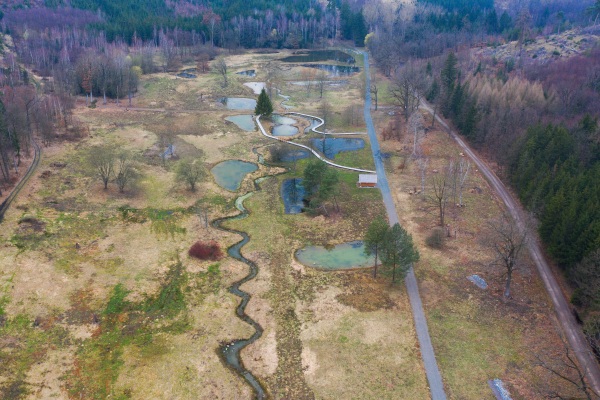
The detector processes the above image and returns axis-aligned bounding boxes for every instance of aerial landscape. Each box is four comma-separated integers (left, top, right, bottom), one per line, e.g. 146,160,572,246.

0,0,599,399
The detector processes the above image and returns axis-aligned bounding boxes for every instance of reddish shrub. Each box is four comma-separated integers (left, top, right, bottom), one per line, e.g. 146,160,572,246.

188,241,223,261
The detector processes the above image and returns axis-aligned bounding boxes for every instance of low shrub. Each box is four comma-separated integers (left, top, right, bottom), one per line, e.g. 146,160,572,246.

426,228,444,249
188,241,223,261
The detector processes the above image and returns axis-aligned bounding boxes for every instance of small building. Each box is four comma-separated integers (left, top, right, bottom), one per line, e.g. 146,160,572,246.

357,174,377,188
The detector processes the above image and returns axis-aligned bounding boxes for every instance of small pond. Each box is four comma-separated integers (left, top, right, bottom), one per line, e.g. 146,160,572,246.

279,149,310,162
271,114,299,136
221,97,257,110
295,241,375,270
237,70,256,77
225,115,255,131
271,115,296,125
272,125,298,136
280,50,355,64
302,64,360,77
211,160,258,191
177,72,197,78
244,82,265,94
280,178,306,214
310,137,365,159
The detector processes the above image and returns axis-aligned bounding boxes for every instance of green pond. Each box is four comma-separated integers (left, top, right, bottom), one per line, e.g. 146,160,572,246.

221,97,257,110
211,160,258,191
295,241,375,270
226,115,255,131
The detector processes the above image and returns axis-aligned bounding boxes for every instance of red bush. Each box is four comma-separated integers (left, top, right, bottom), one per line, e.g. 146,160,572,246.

188,241,223,261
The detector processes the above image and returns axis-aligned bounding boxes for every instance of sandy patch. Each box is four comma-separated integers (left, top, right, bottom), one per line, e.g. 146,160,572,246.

25,347,74,400
178,132,243,163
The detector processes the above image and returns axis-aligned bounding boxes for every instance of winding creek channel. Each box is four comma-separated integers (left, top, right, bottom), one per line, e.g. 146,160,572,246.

211,148,282,399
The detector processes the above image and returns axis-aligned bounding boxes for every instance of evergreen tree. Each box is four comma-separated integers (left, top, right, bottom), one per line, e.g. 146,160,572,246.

255,88,273,116
364,215,389,278
381,223,419,283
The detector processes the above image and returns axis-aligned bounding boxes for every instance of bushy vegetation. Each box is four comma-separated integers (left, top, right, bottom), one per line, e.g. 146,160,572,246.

188,240,223,261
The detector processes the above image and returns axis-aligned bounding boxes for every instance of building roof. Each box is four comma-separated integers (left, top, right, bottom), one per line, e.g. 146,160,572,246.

358,174,378,183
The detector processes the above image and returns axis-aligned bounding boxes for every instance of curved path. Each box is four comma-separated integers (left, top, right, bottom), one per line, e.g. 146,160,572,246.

361,51,447,399
0,140,41,222
255,114,375,174
285,111,366,136
420,100,600,394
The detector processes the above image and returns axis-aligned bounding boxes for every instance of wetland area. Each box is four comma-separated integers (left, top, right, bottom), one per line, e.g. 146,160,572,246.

0,47,576,400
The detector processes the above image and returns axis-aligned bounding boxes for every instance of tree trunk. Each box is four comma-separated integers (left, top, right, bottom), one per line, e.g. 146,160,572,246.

373,251,378,278
504,271,512,298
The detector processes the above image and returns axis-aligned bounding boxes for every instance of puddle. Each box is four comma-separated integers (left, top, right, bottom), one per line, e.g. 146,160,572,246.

221,97,257,110
280,50,356,64
310,137,365,158
237,70,256,77
280,178,306,214
295,241,375,270
211,160,258,191
177,72,197,78
225,115,255,131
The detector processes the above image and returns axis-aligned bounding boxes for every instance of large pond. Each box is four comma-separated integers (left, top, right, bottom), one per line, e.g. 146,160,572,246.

225,115,255,131
221,97,257,110
295,241,375,270
280,178,306,214
211,160,258,191
280,50,356,64
302,64,361,77
310,137,365,159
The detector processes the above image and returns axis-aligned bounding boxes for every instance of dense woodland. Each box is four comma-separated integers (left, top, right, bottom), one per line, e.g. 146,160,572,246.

0,0,600,360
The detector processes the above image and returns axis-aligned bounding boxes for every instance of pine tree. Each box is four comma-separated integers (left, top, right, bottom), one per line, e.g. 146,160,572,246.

255,88,273,116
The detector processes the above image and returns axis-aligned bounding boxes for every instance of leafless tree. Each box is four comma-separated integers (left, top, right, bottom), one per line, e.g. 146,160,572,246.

483,211,527,298
213,57,228,87
114,151,137,193
316,71,328,98
534,326,600,400
390,63,427,122
417,157,428,194
371,83,379,110
88,145,115,189
408,111,425,157
457,158,471,207
428,167,450,227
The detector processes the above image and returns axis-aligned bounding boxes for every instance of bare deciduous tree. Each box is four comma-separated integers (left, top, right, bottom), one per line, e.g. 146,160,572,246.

484,211,527,298
417,157,428,194
214,57,228,87
534,327,600,400
408,111,425,157
390,63,427,122
88,145,115,189
429,169,449,227
114,151,137,193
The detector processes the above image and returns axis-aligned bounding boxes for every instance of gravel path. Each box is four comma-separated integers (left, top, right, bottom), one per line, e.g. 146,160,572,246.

362,51,447,400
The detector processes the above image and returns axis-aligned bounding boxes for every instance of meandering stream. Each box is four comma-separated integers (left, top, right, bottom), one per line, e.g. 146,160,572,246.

211,148,281,400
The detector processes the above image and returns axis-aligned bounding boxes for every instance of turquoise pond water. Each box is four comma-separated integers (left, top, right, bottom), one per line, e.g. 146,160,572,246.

225,115,255,131
221,98,257,110
211,160,258,191
295,241,375,270
270,115,297,125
